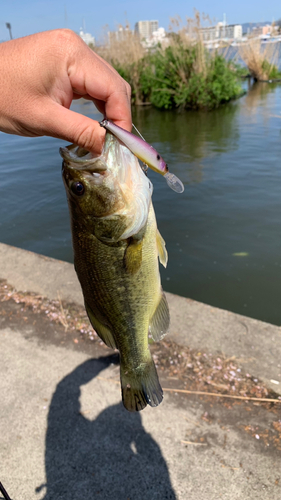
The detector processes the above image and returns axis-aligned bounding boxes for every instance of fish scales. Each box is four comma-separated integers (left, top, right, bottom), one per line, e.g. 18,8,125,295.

73,206,160,357
60,132,170,412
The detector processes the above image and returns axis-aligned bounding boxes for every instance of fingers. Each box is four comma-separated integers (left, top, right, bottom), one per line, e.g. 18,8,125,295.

39,102,106,154
91,98,106,117
0,29,132,154
66,33,132,132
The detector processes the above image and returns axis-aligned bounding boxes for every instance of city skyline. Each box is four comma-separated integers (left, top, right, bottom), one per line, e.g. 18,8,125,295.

0,0,280,42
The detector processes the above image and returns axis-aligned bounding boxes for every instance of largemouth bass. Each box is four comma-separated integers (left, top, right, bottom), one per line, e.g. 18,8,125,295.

60,132,170,412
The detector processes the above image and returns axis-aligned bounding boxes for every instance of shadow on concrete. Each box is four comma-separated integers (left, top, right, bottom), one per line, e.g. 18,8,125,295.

37,355,176,499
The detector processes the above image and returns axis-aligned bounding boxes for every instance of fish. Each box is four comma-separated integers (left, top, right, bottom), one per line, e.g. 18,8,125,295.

100,119,185,194
60,132,170,412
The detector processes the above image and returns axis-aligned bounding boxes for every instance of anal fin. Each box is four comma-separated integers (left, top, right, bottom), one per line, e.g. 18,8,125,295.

149,292,170,342
85,302,117,349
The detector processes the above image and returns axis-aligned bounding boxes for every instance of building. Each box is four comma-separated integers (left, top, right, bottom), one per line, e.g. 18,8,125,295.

200,23,242,42
200,25,220,42
142,27,166,48
262,25,272,36
223,24,242,39
135,20,159,40
79,30,95,46
108,26,132,46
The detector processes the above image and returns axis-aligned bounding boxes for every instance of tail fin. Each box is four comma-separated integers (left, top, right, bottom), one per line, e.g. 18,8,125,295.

120,357,163,412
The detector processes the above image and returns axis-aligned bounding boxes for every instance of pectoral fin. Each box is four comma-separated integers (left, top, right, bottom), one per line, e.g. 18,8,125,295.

124,238,143,274
149,292,170,342
85,302,117,349
156,230,168,268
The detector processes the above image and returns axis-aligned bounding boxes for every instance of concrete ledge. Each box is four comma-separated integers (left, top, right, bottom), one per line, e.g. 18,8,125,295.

0,242,280,394
0,242,84,305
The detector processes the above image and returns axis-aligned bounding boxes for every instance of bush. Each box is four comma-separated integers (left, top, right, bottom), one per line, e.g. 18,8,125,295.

95,24,244,110
238,38,281,81
136,43,243,110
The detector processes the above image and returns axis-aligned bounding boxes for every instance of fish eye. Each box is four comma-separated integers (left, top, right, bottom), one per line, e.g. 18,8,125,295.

71,181,85,196
157,154,160,161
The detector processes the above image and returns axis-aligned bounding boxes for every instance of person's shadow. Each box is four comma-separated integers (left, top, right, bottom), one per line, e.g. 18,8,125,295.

37,355,176,499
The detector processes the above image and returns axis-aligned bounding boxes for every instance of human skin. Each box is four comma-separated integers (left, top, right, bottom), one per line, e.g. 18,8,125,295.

0,29,131,155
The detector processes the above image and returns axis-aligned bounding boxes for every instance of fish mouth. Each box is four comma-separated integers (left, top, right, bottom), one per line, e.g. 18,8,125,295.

59,133,130,177
60,132,153,241
60,132,153,199
60,144,108,174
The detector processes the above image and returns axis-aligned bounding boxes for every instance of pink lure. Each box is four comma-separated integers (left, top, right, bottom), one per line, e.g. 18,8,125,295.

100,119,184,193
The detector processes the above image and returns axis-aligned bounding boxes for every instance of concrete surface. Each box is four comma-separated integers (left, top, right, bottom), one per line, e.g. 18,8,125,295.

0,242,280,394
1,242,281,500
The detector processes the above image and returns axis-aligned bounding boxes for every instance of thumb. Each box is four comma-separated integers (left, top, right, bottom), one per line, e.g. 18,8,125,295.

39,102,106,154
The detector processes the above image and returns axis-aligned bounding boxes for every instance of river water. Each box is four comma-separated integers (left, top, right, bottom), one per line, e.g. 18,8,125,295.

1,81,281,325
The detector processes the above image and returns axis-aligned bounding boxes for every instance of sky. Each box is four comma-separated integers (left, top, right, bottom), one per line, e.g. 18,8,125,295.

0,0,280,42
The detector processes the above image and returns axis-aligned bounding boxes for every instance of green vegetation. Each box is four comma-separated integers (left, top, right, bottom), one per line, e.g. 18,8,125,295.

261,59,281,80
238,38,281,81
231,62,250,79
137,45,243,110
95,23,244,111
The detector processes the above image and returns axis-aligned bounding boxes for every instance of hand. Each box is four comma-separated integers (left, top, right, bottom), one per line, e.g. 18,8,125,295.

0,29,131,154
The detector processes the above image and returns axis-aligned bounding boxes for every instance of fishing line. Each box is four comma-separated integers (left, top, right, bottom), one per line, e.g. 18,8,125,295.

132,123,146,142
132,123,149,175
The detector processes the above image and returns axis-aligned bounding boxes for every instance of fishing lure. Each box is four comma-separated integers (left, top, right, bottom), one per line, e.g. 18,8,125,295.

100,119,184,193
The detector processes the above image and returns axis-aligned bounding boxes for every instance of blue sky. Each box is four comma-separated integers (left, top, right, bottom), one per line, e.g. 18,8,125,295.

0,0,280,42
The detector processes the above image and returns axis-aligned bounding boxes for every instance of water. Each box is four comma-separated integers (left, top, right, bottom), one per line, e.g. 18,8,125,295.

1,82,281,325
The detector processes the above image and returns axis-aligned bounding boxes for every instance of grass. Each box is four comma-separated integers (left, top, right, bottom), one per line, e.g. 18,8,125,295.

94,14,244,111
95,26,146,105
140,42,243,110
238,38,281,81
